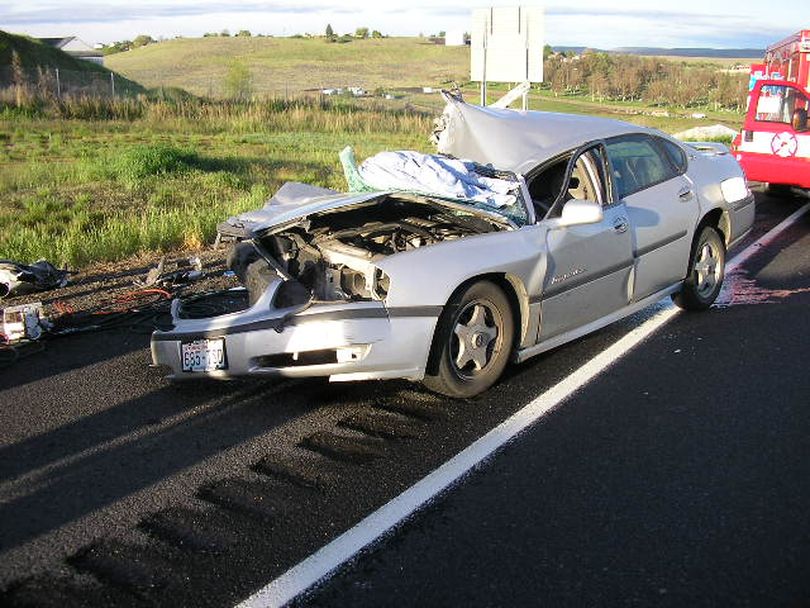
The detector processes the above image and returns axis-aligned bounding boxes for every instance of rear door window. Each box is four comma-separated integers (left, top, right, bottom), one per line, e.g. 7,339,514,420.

655,137,688,175
605,135,678,199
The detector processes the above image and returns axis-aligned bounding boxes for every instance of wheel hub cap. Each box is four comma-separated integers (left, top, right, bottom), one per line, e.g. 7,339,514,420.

453,302,499,372
694,242,720,297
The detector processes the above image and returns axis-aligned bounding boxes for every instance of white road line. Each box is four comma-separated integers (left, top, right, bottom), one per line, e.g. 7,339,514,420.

236,204,810,608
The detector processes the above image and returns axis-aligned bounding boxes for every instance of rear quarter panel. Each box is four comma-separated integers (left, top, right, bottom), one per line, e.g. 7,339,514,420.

685,149,754,244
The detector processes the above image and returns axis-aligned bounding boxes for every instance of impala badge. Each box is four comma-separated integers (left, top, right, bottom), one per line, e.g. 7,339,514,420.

551,267,585,285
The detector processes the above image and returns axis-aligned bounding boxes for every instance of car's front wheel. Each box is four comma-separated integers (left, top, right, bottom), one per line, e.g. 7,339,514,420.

673,225,726,311
423,280,514,398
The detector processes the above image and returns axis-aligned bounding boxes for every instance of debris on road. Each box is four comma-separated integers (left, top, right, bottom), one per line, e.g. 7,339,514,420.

1,302,49,343
0,259,69,298
0,250,239,369
135,256,203,289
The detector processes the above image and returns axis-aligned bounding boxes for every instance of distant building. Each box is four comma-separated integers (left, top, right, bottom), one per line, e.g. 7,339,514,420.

38,37,104,65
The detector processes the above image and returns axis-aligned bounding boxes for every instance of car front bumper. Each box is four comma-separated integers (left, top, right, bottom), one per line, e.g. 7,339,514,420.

150,286,440,383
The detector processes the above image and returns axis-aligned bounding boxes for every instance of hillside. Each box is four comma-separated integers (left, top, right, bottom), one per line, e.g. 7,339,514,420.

0,30,144,94
0,30,108,73
554,45,762,59
105,36,470,97
613,46,762,59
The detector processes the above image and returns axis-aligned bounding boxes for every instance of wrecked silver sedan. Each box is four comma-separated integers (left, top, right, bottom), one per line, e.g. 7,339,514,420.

151,94,755,397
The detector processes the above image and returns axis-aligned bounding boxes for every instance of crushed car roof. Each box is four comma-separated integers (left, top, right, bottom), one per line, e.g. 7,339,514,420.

434,93,644,175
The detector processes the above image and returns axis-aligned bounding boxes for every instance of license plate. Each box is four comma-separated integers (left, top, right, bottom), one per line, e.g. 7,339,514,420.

181,338,227,372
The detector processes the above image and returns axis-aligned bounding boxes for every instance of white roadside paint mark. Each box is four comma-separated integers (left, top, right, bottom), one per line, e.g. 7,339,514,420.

236,203,810,608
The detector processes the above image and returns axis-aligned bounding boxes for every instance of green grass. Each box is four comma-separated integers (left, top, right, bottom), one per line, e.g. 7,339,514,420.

0,90,744,268
0,98,433,266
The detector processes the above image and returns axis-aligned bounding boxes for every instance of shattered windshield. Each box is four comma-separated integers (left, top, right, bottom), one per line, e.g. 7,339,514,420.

340,147,529,227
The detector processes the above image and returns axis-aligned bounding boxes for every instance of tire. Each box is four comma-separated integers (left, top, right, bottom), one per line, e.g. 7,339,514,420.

672,225,726,311
423,280,514,398
766,183,794,198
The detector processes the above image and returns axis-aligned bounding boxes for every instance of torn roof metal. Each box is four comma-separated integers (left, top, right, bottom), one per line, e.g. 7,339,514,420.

434,93,643,175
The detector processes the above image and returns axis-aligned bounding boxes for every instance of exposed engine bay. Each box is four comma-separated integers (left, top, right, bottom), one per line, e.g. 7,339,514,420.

228,194,507,306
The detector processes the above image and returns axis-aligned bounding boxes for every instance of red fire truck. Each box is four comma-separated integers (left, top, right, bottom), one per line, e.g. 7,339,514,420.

731,30,810,190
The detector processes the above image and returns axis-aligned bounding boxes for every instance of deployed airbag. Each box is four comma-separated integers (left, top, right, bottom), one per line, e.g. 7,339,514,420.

343,147,520,208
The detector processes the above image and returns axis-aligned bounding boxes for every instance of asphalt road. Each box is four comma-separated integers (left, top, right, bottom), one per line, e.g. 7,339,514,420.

1,191,808,607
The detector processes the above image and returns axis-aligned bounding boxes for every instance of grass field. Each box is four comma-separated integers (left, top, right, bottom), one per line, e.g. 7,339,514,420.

106,36,470,97
0,92,741,268
0,98,434,266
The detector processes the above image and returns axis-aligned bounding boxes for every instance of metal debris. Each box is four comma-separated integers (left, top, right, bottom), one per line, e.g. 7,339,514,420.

0,259,69,298
135,257,203,288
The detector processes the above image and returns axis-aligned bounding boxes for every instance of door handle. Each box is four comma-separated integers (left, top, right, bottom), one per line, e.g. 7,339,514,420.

678,187,694,201
613,217,629,233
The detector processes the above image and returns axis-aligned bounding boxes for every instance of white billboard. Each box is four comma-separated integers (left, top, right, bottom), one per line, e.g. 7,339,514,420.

471,6,544,83
445,30,465,46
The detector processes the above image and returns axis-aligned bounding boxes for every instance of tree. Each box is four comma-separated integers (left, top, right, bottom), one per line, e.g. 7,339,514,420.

224,61,253,101
325,24,334,38
371,30,383,39
132,34,155,48
236,30,252,37
355,27,369,39
220,29,230,37
102,40,132,54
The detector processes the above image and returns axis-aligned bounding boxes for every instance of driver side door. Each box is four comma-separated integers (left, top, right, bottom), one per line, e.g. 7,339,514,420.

538,144,634,340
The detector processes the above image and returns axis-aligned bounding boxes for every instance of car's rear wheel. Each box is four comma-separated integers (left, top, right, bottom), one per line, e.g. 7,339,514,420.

423,281,514,398
672,225,725,311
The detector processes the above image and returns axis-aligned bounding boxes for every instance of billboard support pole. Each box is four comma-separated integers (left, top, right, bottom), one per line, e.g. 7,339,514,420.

480,22,488,106
480,47,487,106
523,34,529,110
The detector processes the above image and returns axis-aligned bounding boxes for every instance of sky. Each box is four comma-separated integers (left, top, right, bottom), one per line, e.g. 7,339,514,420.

0,0,803,49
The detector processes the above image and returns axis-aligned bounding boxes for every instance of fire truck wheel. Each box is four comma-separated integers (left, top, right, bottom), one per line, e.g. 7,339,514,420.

766,184,794,198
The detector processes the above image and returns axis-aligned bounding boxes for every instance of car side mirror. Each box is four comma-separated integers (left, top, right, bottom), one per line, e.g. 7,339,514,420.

549,199,604,228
